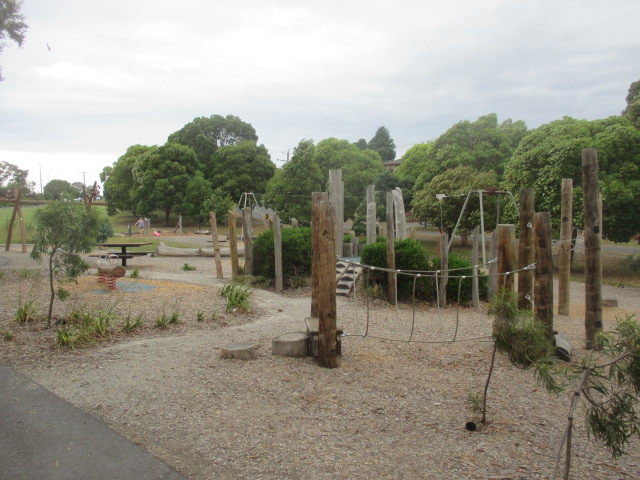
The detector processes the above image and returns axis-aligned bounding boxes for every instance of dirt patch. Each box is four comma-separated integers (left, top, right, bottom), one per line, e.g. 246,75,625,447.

1,248,639,479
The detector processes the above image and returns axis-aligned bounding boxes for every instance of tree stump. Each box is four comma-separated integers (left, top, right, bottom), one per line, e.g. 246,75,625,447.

272,332,309,357
221,342,256,360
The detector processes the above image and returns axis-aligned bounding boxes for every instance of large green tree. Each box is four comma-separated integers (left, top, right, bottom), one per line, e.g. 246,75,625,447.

101,145,154,215
208,140,275,203
504,116,640,242
133,143,199,225
0,0,28,81
368,126,396,162
414,114,528,190
168,114,258,169
314,138,385,218
412,165,499,241
622,78,640,129
263,139,323,225
43,179,76,201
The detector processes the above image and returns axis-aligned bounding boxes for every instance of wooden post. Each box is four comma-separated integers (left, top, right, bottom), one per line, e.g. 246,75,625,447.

582,148,603,349
386,191,396,305
558,179,573,315
274,213,283,293
227,210,239,280
438,233,448,308
518,188,535,309
496,224,515,292
5,188,27,253
311,192,328,317
209,212,223,279
534,212,554,341
392,188,406,240
329,169,343,257
488,230,498,298
472,226,480,310
312,193,337,368
366,184,376,245
242,207,253,276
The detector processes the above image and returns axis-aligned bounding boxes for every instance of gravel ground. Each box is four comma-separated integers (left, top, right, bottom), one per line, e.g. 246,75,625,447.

1,236,639,479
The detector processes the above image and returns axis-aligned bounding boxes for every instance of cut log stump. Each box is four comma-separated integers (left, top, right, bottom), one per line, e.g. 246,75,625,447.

221,342,256,360
272,332,309,357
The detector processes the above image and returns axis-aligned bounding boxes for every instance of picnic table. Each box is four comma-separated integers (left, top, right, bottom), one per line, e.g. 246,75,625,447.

96,242,152,266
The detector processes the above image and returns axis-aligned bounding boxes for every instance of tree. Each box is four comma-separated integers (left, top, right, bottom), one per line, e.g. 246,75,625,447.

314,138,385,218
412,165,499,241
30,201,101,327
133,142,199,225
503,116,640,242
622,78,640,129
0,0,28,81
208,140,275,202
353,138,368,150
0,160,30,195
368,126,396,162
264,139,323,225
101,145,155,215
181,173,214,225
168,114,258,169
43,179,76,201
415,114,527,188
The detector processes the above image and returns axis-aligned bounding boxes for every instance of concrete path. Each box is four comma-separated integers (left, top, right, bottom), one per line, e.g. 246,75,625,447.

0,364,186,480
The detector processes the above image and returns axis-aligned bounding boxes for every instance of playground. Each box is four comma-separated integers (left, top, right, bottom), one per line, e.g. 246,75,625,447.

1,234,639,479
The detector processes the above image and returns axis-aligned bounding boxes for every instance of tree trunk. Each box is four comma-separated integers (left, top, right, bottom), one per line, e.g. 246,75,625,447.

165,208,171,227
47,253,56,328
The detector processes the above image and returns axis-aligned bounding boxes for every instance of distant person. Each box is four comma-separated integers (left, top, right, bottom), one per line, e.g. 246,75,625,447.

135,217,146,236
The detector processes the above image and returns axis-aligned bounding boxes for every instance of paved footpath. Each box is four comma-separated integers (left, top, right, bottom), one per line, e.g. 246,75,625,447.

0,364,186,480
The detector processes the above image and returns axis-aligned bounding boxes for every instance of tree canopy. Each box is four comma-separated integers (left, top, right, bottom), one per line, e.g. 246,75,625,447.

0,0,28,81
368,126,397,162
503,116,640,242
622,79,640,129
168,114,258,168
43,179,77,201
0,160,31,195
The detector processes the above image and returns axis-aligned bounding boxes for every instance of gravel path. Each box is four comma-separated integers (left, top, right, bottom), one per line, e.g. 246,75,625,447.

1,237,639,479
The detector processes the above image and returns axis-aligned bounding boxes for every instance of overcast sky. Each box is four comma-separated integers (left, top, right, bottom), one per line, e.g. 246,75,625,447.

1,0,638,192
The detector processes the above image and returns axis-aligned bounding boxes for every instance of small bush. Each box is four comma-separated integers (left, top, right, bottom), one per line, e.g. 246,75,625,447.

123,313,143,332
221,284,252,312
253,227,312,288
15,300,38,324
433,252,488,304
182,263,196,271
95,217,114,243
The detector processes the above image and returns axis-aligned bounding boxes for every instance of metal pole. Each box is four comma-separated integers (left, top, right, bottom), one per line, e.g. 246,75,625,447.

447,191,473,252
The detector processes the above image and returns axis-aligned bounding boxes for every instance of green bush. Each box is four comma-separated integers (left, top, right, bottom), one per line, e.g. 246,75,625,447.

253,227,312,288
360,238,432,300
360,240,486,303
433,251,488,304
95,217,114,243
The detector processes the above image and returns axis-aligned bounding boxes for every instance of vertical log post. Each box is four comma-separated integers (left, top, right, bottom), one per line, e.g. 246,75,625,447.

488,230,498,298
438,233,449,308
274,213,283,293
518,188,535,309
209,212,223,279
472,226,480,310
366,184,376,245
386,191,396,305
312,194,337,368
496,224,515,292
534,212,554,341
558,179,573,315
243,207,253,276
311,192,328,317
392,188,406,240
582,148,603,349
329,169,343,257
227,210,239,280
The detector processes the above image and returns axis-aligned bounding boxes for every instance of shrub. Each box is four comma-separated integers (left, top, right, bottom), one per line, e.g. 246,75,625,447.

220,284,252,312
253,227,312,288
95,217,114,243
433,252,488,304
360,238,432,300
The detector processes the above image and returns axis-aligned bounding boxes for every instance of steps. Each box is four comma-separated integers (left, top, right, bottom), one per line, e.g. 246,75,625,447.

335,260,362,297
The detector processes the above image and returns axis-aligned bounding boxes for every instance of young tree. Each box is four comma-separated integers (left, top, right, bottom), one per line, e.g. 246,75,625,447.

0,0,28,81
30,201,101,327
